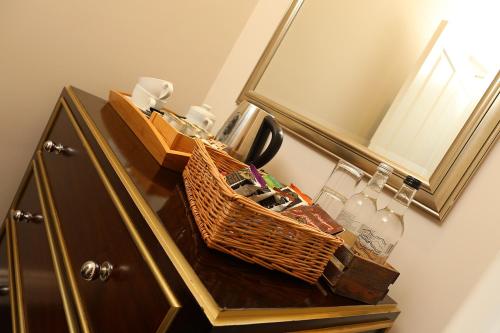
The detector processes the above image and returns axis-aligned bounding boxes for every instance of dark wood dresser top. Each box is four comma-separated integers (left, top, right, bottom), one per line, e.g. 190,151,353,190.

64,86,399,329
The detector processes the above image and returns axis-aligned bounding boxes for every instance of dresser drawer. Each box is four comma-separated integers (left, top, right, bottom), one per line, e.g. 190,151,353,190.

9,167,70,333
38,100,178,333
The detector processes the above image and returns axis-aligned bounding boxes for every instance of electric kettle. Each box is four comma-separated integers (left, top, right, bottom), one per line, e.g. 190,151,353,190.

216,101,283,168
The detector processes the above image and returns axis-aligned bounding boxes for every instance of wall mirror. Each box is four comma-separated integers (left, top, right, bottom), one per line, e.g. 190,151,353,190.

238,0,499,221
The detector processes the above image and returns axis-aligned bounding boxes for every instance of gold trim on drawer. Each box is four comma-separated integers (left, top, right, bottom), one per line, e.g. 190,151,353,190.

8,164,33,333
5,221,18,333
5,160,37,333
33,161,79,333
9,212,26,333
66,85,400,327
37,151,91,333
8,162,77,333
38,98,180,333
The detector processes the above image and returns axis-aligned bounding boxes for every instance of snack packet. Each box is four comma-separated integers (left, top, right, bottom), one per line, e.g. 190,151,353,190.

289,183,313,205
275,187,308,209
249,165,267,187
225,167,262,197
281,205,344,235
259,193,291,212
248,187,275,202
262,173,283,189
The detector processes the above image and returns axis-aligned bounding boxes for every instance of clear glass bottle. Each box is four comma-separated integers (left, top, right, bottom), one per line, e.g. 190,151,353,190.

315,160,363,220
352,176,421,265
336,163,393,247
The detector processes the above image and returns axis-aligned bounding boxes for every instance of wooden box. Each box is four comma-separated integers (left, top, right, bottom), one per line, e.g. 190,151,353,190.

322,245,400,304
108,90,194,171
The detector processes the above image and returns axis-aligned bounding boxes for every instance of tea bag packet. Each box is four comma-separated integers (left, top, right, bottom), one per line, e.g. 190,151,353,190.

249,165,267,187
276,187,308,209
262,173,283,189
289,183,313,205
248,187,275,202
259,193,291,212
225,167,310,212
225,165,268,197
226,168,261,196
281,205,344,235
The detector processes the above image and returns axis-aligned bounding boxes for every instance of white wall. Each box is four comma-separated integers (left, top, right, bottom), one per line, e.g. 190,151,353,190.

442,250,500,333
204,1,500,332
0,0,257,218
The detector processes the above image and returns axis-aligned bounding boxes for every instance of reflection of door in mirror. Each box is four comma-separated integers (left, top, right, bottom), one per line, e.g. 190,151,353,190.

254,0,499,182
369,20,497,178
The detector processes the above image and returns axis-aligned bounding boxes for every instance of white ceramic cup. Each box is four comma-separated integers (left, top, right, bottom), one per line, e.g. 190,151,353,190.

186,104,216,131
131,83,168,112
131,84,156,111
138,77,174,100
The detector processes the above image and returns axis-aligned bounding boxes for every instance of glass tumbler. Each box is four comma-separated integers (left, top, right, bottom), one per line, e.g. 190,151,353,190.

162,112,187,133
315,160,363,220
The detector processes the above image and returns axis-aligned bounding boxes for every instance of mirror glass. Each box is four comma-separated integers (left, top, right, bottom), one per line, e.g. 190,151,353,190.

255,0,499,179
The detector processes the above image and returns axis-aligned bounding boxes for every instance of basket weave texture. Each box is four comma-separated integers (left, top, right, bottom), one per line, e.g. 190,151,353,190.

182,140,343,283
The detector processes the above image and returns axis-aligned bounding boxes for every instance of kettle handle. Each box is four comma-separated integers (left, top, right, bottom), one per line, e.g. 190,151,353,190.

246,115,283,168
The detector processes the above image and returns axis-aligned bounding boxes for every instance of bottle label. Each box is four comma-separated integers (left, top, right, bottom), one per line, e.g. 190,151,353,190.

353,225,395,264
336,210,361,233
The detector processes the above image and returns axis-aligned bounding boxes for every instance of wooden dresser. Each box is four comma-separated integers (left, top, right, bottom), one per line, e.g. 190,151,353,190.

0,87,400,332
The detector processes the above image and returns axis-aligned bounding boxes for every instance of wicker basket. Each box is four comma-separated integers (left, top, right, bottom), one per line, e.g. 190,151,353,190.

182,140,343,283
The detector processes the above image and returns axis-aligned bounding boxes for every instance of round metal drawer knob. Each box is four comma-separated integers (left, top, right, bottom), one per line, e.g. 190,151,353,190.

43,140,65,154
99,262,114,282
80,261,99,281
80,261,114,282
12,210,43,223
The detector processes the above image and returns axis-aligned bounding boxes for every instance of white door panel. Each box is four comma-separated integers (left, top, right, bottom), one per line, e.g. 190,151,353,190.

369,20,494,178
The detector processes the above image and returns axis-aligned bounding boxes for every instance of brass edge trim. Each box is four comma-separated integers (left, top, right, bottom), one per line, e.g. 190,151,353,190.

10,163,38,333
9,187,27,333
6,220,19,333
439,121,499,220
33,161,79,333
60,98,181,330
438,92,500,218
156,307,180,333
430,76,500,189
67,86,399,325
36,151,91,333
292,319,393,333
213,305,399,326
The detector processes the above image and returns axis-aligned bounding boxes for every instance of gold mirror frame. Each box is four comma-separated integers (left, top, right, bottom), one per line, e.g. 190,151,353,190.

237,0,499,221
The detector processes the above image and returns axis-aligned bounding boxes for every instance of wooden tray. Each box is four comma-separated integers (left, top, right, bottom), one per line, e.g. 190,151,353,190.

322,245,400,304
108,90,195,171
